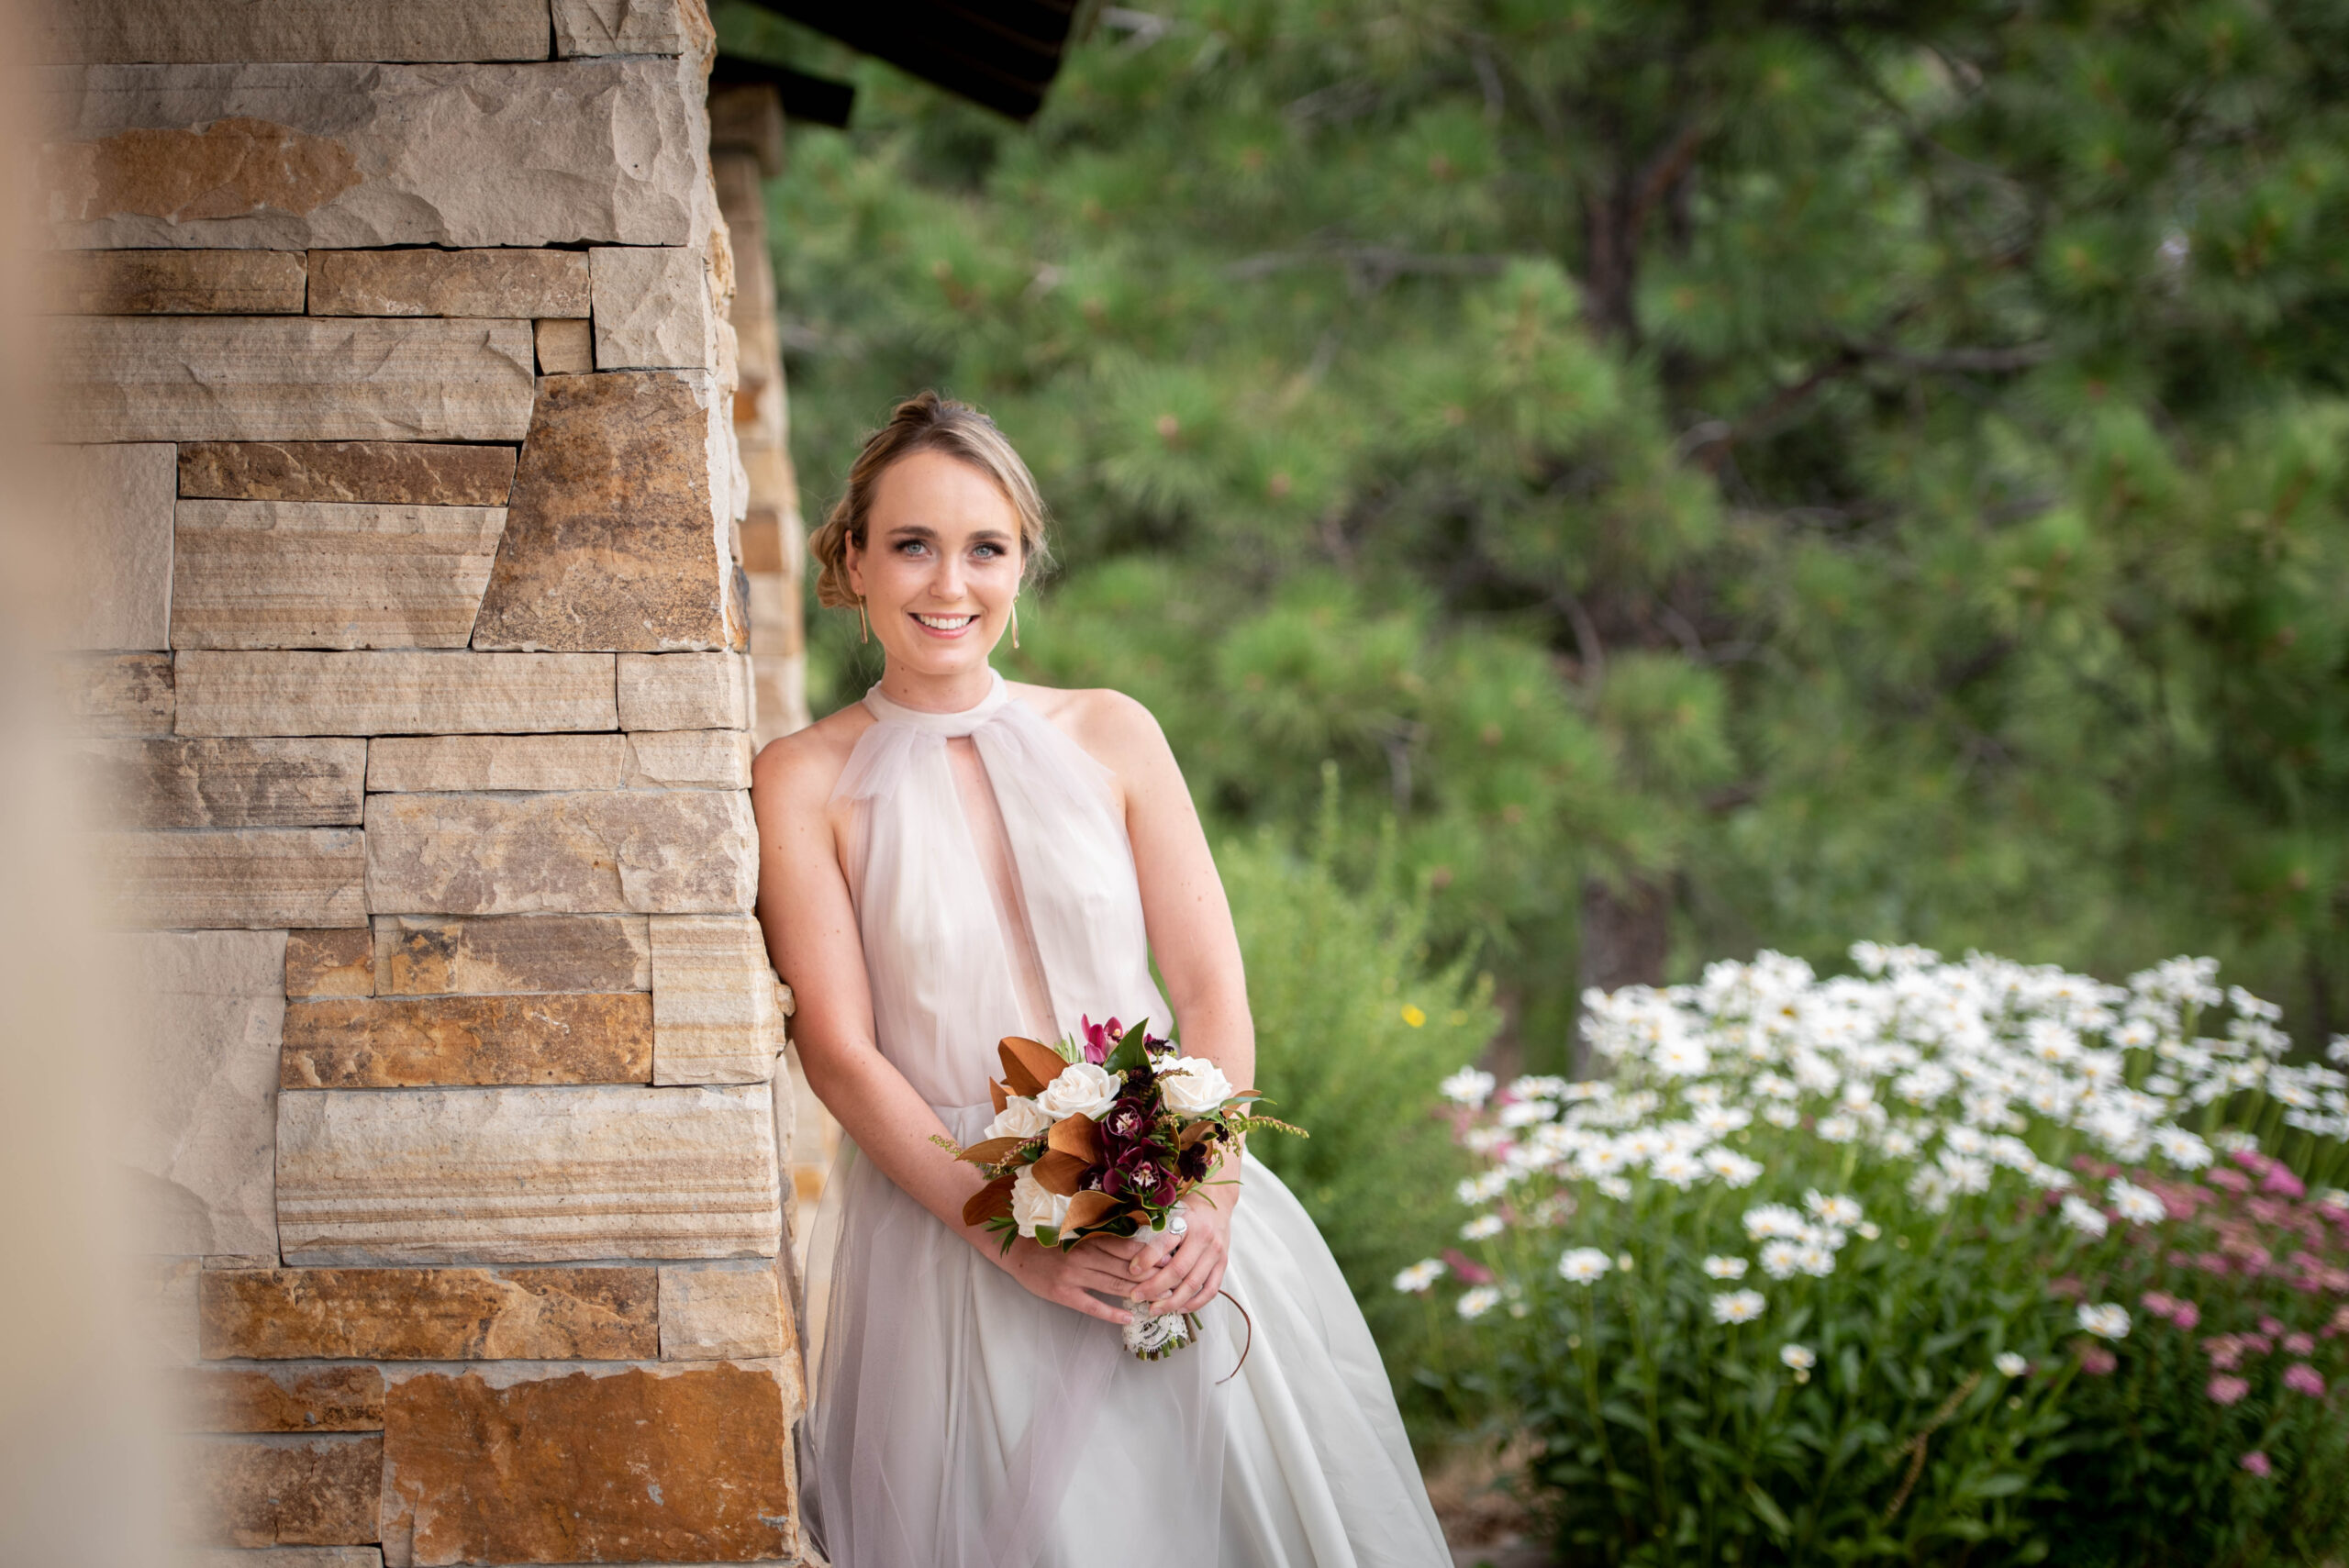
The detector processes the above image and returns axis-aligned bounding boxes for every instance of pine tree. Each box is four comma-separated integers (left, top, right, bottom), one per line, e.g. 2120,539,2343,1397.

729,0,2349,1062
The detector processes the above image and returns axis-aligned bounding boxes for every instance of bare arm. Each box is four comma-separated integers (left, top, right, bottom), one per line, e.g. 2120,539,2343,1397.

750,726,1141,1326
1063,691,1256,1314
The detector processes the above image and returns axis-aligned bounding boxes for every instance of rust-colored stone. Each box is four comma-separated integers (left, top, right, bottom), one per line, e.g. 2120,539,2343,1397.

52,651,173,735
309,248,590,318
281,994,652,1087
174,1433,382,1548
200,1267,657,1361
50,116,362,226
179,1364,385,1433
380,1364,790,1564
287,928,374,997
80,736,365,828
471,372,731,651
180,440,517,506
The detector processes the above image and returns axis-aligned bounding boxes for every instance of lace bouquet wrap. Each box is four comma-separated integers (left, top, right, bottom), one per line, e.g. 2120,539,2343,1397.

943,1017,1300,1361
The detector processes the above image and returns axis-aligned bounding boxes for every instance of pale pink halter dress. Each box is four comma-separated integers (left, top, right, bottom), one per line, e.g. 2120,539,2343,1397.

800,670,1448,1568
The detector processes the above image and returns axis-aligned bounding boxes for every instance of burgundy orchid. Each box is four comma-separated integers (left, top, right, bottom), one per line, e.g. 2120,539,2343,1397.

1079,1013,1124,1064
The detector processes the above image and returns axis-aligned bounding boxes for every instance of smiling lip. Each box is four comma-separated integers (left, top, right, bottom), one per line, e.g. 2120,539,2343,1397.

912,612,980,635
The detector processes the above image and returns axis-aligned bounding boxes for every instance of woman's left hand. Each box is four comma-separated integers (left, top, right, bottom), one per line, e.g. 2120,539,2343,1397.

1105,1193,1234,1317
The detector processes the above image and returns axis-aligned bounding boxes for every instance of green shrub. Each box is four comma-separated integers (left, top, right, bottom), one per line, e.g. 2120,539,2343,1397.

1218,777,1498,1429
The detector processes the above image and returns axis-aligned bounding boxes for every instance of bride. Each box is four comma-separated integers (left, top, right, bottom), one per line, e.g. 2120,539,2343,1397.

751,391,1450,1568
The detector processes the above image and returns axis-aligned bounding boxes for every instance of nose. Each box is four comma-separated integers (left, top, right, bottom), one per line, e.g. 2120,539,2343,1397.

931,551,966,600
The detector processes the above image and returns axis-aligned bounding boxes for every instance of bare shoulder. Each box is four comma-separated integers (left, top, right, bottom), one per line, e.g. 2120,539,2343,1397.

750,701,874,811
1010,682,1174,774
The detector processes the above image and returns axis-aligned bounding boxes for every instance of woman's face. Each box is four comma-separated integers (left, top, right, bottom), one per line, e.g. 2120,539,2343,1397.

846,449,1025,680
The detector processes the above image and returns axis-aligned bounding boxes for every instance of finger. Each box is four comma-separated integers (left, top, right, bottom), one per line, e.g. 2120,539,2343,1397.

1119,1236,1179,1284
1084,1232,1151,1262
1055,1286,1131,1327
1125,1231,1193,1299
1138,1233,1218,1311
1063,1254,1144,1296
1166,1248,1228,1315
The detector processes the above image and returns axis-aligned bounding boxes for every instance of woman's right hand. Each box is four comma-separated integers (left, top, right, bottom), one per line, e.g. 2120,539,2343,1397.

987,1235,1139,1327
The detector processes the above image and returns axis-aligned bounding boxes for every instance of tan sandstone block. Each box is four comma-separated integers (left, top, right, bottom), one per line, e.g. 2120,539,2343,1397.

374,914,651,996
590,246,713,371
98,828,365,929
534,316,595,374
379,1364,789,1566
275,1084,781,1263
52,651,174,735
79,737,366,828
46,60,699,250
178,1364,385,1432
472,372,735,651
180,441,516,506
309,249,590,318
364,734,629,793
364,791,758,916
281,993,653,1087
182,1551,384,1568
618,651,751,730
44,248,306,314
117,931,284,1258
286,928,373,996
657,1262,786,1361
54,440,174,651
171,500,507,650
553,0,709,57
39,1,550,63
651,915,781,1085
201,1267,657,1361
628,729,752,788
174,651,617,736
173,1433,382,1548
51,317,535,445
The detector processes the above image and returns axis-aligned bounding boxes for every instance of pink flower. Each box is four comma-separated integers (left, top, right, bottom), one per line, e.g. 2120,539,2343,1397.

2195,1252,2233,1276
2240,1451,2272,1477
2284,1363,2326,1397
2262,1166,2307,1200
2076,1342,2118,1376
2050,1275,2084,1300
1077,1015,1123,1065
2285,1332,2314,1355
1442,1249,1495,1286
2205,1336,2244,1371
2208,1169,2253,1195
2243,1333,2274,1355
2142,1291,2178,1318
2207,1375,2251,1406
2259,1315,2285,1336
2171,1302,2201,1330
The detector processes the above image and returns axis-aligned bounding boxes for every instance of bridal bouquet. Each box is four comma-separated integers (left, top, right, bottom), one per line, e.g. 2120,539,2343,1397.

941,1016,1299,1360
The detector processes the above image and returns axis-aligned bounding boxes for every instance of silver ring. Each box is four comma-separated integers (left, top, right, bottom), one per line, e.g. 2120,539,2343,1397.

1166,1212,1189,1237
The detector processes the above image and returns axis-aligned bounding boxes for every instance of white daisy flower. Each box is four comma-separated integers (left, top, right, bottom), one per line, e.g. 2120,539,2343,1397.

1456,1286,1501,1320
1779,1342,1816,1370
1441,1067,1497,1106
1460,1213,1505,1241
2076,1302,2131,1340
1702,1255,1749,1280
1710,1289,1766,1324
1804,1190,1864,1228
2059,1196,2109,1238
1557,1248,1613,1284
1994,1352,2028,1378
2107,1178,2166,1225
1393,1259,1445,1294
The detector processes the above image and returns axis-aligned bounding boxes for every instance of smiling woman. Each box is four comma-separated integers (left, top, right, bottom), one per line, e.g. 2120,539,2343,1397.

750,392,1450,1566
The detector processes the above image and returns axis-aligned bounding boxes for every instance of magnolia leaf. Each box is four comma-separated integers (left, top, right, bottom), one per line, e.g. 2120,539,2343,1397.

1046,1111,1100,1163
963,1173,1016,1229
999,1036,1066,1096
988,1077,1008,1115
1103,1027,1150,1076
1062,1189,1123,1234
1177,1119,1215,1149
956,1136,1030,1167
1031,1150,1091,1196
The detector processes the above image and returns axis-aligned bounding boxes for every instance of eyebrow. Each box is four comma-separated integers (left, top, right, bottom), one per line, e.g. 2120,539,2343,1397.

882,523,1016,544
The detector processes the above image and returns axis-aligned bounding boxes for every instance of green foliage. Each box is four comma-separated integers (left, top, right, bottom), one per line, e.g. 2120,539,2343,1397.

746,0,2349,1073
1216,781,1496,1425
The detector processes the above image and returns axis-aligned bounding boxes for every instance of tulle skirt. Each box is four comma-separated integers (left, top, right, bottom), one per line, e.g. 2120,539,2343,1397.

800,1103,1451,1568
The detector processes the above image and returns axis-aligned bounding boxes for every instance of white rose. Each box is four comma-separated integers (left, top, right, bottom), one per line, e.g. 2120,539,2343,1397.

984,1095,1054,1140
1034,1061,1121,1120
1010,1164,1072,1238
1158,1055,1234,1115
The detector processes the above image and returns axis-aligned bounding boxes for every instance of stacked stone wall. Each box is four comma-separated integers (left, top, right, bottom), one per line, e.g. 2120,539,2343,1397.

41,3,807,1562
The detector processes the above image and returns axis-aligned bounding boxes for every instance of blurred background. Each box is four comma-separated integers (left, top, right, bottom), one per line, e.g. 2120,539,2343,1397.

723,0,2347,1449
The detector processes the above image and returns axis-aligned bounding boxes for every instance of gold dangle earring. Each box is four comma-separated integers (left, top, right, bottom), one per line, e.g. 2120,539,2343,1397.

857,597,870,645
1010,601,1020,651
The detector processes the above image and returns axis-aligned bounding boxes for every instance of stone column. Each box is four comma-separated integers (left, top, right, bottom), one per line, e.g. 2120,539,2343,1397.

43,3,807,1562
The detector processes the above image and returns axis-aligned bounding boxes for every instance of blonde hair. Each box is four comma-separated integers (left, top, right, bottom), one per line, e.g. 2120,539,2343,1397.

809,390,1052,609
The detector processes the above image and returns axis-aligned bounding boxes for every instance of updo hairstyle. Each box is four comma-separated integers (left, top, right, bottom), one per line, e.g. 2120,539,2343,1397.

808,390,1052,609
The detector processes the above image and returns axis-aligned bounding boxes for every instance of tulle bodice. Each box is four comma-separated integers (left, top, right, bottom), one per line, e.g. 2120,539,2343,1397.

831,669,1171,1109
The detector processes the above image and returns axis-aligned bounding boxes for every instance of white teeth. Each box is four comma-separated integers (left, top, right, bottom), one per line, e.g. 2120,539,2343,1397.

915,613,976,630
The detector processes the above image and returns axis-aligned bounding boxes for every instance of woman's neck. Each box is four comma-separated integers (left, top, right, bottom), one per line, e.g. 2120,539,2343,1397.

874,662,998,714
